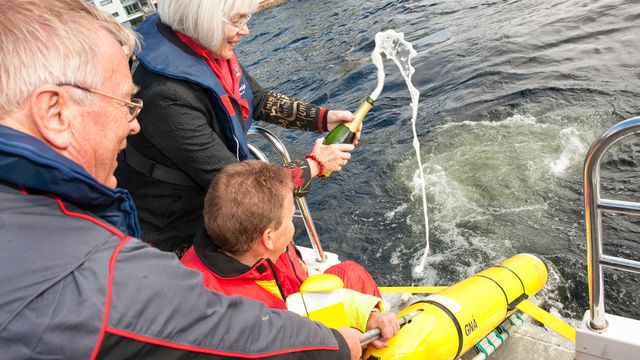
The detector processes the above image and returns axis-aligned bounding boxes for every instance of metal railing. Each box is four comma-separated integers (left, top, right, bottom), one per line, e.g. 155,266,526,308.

247,126,327,262
583,116,640,332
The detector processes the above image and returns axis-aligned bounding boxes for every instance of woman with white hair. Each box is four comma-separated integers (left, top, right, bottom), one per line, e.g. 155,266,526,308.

116,0,358,255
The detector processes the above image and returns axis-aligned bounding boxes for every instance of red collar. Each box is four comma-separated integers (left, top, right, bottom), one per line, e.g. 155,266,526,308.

176,33,250,120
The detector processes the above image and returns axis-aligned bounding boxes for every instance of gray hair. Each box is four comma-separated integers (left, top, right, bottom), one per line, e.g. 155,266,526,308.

0,0,138,114
158,0,259,54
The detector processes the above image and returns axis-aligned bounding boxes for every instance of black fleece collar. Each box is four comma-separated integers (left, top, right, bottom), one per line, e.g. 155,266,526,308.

193,226,270,277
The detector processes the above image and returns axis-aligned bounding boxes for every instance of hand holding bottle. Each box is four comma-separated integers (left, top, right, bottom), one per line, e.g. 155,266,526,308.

326,110,361,145
319,97,375,178
306,138,354,177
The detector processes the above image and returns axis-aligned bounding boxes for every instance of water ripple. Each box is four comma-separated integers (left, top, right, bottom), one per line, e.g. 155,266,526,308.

242,0,640,319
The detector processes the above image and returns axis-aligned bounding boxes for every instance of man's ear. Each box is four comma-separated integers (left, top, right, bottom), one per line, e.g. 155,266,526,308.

260,228,275,252
30,84,72,150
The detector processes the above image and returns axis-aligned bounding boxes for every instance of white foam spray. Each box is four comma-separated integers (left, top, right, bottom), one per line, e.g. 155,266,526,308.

369,30,429,273
548,128,586,176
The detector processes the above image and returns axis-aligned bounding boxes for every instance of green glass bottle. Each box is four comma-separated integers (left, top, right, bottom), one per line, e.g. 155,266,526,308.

319,96,375,179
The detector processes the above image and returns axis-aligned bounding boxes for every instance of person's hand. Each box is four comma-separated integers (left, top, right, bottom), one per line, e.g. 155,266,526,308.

327,110,354,130
337,327,363,360
327,110,361,145
365,311,400,349
307,138,355,177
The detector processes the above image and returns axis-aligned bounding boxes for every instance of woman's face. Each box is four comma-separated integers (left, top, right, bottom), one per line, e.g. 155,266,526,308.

218,13,251,60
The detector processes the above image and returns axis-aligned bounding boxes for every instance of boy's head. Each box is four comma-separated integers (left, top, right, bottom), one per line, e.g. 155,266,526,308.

204,160,295,261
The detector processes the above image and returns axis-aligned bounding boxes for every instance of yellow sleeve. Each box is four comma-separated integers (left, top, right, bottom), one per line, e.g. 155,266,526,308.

341,289,385,332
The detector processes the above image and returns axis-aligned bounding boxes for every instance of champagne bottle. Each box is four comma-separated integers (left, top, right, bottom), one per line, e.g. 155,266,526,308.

319,96,375,179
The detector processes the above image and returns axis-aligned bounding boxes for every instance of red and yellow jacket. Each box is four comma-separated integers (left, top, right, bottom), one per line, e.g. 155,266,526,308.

181,229,384,331
181,230,309,309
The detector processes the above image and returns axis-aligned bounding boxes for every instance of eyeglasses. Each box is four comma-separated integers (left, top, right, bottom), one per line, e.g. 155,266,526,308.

57,83,143,122
223,14,252,29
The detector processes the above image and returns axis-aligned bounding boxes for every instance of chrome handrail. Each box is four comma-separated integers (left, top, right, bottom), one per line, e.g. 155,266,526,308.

583,116,640,332
247,126,327,262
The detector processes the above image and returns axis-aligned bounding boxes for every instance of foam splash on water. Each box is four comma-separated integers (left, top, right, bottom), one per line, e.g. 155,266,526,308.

370,30,429,274
548,128,586,176
392,113,600,283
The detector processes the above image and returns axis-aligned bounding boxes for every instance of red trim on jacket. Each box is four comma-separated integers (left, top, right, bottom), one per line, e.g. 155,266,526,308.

90,234,130,360
31,194,132,360
105,326,338,358
318,107,327,132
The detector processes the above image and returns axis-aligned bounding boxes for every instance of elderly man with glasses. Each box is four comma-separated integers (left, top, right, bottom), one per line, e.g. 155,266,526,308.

0,0,362,359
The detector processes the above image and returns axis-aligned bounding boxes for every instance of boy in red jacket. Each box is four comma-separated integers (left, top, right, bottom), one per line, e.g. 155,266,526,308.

182,160,399,347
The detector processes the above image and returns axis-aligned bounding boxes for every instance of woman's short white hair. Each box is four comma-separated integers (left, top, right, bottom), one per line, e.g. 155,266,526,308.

158,0,259,54
0,0,137,114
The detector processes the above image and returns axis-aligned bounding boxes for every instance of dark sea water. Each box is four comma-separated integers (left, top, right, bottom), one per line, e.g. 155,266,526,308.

239,0,640,321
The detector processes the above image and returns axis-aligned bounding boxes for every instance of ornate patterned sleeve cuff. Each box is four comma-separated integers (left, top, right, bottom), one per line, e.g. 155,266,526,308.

283,159,313,197
261,91,328,132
